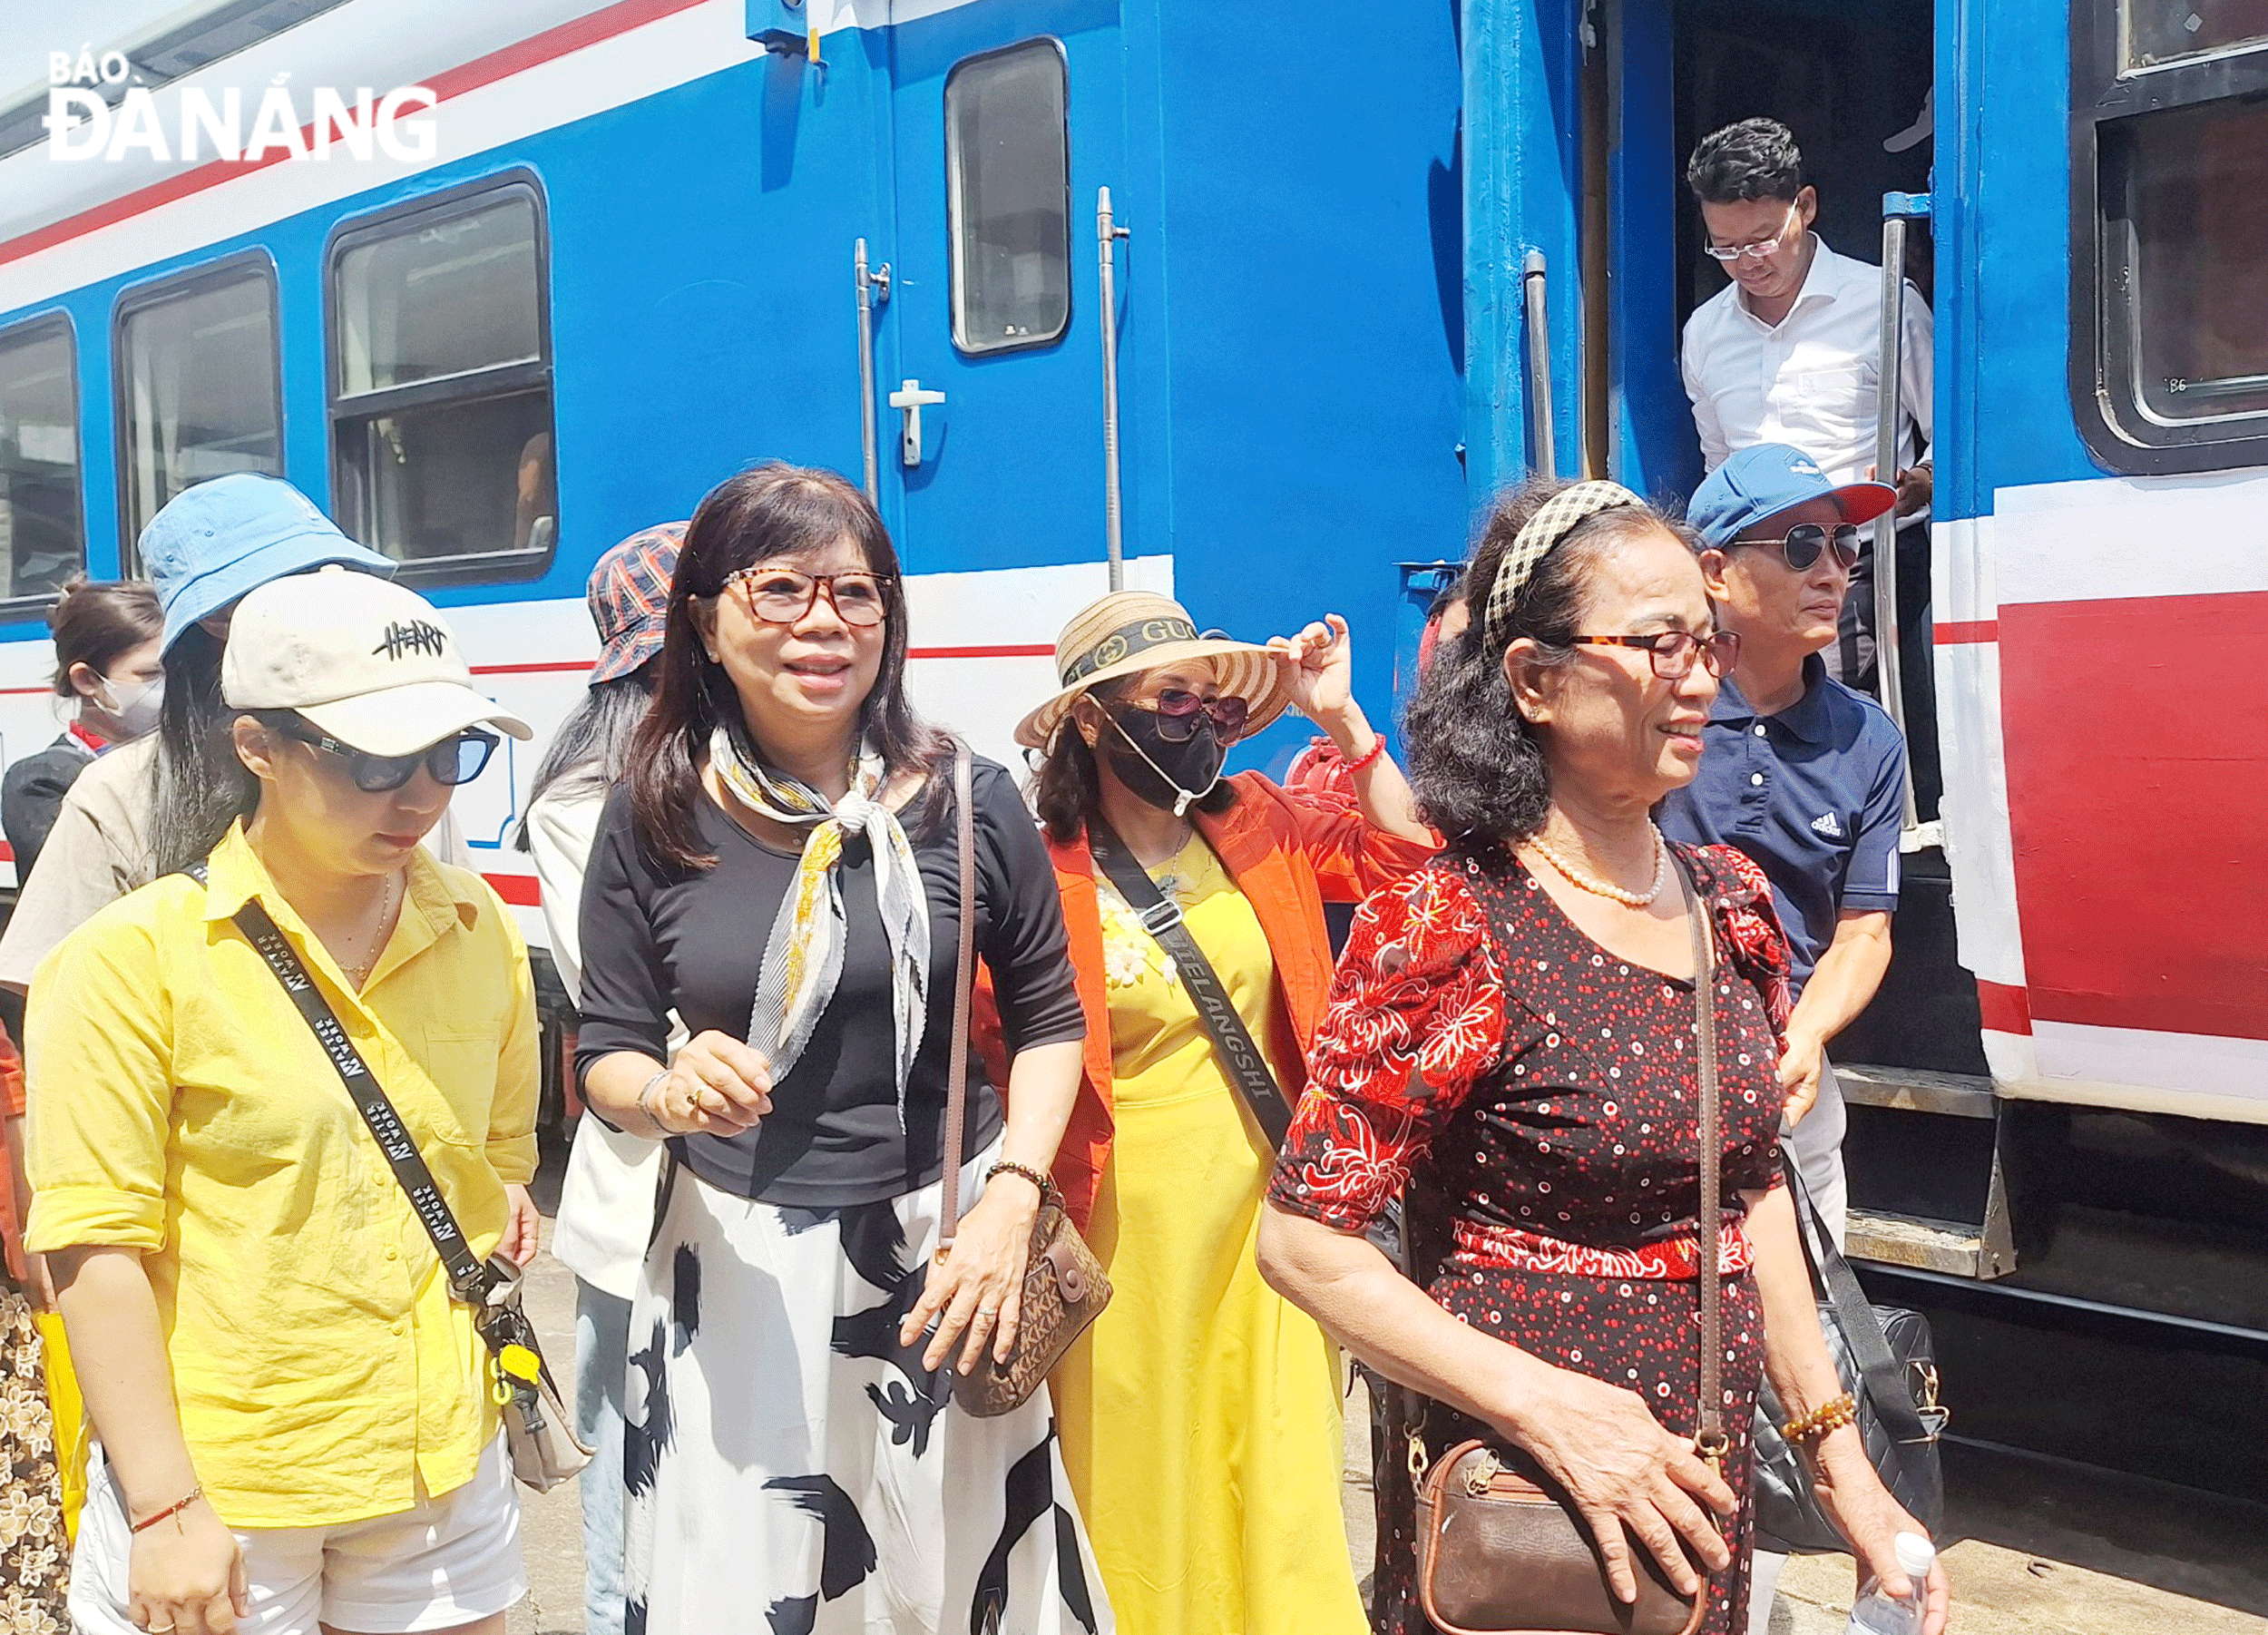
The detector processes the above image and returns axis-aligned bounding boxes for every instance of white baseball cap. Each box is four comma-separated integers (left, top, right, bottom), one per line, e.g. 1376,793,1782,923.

222,567,533,756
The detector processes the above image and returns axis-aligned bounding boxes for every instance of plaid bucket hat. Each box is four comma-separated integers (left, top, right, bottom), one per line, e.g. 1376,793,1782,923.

587,523,686,684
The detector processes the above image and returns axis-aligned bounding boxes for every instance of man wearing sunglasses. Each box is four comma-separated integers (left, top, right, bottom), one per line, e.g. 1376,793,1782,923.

1659,441,1910,1630
1679,117,1934,690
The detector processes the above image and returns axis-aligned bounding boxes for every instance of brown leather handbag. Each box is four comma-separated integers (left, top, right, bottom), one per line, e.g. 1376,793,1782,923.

1402,857,1726,1635
934,741,1111,1418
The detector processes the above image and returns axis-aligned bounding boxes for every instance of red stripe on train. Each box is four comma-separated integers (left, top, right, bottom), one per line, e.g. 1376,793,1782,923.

1933,620,1998,645
1999,589,2268,1043
483,872,541,906
0,0,709,270
1975,979,2030,1036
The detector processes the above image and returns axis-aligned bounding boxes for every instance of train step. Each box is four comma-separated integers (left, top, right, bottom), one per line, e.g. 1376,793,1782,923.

1834,1062,2015,1280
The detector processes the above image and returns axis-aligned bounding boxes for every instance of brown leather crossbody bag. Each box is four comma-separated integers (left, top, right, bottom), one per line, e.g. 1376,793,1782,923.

934,741,1112,1418
1397,857,1727,1635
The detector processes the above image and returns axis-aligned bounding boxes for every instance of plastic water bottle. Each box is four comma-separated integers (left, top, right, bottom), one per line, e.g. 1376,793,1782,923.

1844,1532,1936,1635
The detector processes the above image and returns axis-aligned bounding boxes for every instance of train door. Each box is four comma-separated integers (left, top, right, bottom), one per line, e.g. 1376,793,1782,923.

875,5,1127,577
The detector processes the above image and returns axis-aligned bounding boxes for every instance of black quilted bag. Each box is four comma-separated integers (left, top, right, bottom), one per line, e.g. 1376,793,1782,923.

1753,1151,1949,1554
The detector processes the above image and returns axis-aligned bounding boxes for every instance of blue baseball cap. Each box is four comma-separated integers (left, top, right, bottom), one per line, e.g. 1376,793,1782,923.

142,475,394,652
1686,445,1897,551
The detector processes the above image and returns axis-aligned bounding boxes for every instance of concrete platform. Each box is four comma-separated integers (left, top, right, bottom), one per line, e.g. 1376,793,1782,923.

511,1206,2268,1634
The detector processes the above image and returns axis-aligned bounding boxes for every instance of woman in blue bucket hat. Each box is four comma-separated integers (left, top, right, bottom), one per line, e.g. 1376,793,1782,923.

0,475,418,991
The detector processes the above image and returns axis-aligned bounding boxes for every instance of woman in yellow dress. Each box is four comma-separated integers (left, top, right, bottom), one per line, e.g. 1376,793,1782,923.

1008,591,1435,1632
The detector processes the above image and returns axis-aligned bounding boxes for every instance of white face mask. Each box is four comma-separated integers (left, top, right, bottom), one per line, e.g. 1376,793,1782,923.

91,672,164,741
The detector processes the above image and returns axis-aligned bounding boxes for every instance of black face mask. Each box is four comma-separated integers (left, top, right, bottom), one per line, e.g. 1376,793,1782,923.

1102,704,1227,816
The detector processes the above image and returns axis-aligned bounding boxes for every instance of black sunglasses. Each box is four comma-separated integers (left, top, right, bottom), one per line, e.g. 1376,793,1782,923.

1728,522,1862,573
1127,687,1250,743
281,719,501,793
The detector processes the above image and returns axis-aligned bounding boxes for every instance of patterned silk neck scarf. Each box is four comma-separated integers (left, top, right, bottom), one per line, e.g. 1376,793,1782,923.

711,726,932,1130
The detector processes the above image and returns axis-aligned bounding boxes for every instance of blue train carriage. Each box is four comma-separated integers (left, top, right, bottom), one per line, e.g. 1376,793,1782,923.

1451,0,2268,1488
0,0,1470,908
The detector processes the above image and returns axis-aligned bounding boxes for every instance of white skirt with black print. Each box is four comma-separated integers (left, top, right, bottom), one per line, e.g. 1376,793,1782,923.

621,1138,1114,1635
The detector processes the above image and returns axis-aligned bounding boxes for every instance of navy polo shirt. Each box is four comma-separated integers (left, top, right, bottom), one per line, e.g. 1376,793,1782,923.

1659,654,1906,989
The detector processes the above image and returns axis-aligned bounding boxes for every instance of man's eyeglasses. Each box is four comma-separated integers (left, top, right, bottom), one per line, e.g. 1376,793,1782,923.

723,566,895,628
282,720,501,793
1703,201,1801,264
1728,523,1862,573
1125,687,1250,742
1569,630,1742,680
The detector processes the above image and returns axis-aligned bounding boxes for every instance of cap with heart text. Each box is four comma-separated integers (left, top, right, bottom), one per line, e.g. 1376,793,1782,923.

221,566,532,758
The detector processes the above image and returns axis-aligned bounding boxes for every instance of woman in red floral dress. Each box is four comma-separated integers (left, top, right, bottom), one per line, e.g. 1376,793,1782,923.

1257,479,1948,1635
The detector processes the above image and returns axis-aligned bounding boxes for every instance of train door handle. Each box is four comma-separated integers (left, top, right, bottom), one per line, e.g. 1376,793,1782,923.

888,378,945,466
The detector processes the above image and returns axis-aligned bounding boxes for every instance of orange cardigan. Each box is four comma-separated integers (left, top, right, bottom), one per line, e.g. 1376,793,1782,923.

984,772,1436,1231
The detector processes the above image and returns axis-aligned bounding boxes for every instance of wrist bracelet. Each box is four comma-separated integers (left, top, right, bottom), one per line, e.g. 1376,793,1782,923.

131,1483,204,1534
1344,734,1387,775
1781,1391,1857,1446
635,1068,672,1129
985,1160,1054,1203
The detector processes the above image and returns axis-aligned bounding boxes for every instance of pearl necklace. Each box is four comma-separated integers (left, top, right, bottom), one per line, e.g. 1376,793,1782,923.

1525,826,1668,908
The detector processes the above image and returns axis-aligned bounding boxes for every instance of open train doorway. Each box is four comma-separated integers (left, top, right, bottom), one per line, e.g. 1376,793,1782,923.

1673,0,1941,826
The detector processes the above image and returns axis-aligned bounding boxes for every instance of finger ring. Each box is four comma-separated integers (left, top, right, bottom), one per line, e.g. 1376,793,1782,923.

977,1306,1001,1318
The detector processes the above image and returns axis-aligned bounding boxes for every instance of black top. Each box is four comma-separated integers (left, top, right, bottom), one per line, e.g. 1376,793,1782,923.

573,756,1085,1207
2,734,93,878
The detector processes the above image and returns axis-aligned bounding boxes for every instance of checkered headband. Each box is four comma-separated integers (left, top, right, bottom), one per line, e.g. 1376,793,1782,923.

587,522,686,684
1480,481,1646,647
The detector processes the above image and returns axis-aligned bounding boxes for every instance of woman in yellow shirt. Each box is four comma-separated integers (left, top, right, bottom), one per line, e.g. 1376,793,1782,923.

25,570,538,1635
1011,592,1436,1634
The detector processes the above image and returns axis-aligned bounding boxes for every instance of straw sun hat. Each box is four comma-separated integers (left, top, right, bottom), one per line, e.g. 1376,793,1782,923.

1012,590,1297,750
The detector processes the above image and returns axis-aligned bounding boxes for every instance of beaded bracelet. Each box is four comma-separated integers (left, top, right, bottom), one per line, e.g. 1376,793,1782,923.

131,1483,204,1534
1344,734,1387,775
986,1160,1055,1202
1781,1391,1858,1446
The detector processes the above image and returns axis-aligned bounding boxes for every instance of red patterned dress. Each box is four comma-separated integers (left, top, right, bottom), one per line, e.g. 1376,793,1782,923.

1266,843,1793,1635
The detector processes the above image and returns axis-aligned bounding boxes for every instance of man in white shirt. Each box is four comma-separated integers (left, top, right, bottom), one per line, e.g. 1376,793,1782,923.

1681,118,1933,692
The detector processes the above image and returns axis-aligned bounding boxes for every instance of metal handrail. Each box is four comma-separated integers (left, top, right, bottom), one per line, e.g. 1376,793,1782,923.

1523,250,1556,478
854,238,890,502
1098,188,1130,590
1874,193,1931,835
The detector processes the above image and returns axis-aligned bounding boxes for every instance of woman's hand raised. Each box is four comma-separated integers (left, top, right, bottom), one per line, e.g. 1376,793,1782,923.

649,1033,773,1136
1498,1361,1738,1604
899,1173,1042,1375
1267,613,1357,732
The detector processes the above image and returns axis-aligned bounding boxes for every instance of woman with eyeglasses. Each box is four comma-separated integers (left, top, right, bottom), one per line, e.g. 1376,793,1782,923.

572,465,1109,1635
1255,480,1947,1635
26,569,540,1635
1009,590,1433,1635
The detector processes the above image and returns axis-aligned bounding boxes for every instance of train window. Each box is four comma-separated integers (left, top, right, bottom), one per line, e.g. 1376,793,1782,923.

2123,0,2268,67
327,175,555,582
2112,98,2268,424
945,41,1070,354
0,315,83,606
2073,6,2268,471
115,256,283,560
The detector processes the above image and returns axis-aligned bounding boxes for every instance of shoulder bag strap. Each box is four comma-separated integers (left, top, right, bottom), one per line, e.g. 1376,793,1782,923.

1778,1146,1934,1444
1676,852,1728,1463
1085,818,1292,1150
182,863,494,1306
935,740,978,1255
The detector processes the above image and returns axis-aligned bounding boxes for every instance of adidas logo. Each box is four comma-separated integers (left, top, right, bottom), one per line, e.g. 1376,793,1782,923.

1810,812,1846,839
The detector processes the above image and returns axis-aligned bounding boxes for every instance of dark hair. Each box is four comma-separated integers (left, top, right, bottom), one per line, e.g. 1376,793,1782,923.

511,671,656,851
628,463,949,871
151,623,259,874
1031,678,1237,844
1685,118,1805,205
1403,480,1689,853
48,577,161,697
